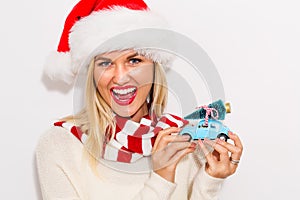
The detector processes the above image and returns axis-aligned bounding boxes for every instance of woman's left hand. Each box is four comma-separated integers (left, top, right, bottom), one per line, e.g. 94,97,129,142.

198,131,243,178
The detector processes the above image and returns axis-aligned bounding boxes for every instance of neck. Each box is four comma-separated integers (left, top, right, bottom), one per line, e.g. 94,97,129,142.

130,102,149,122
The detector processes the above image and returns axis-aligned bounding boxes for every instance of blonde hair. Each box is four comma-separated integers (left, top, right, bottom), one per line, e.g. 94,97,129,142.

62,57,168,171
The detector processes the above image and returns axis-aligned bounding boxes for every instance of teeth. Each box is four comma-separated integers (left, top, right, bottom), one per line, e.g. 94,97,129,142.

113,87,136,95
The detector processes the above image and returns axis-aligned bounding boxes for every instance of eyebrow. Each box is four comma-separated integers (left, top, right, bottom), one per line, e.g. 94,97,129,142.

94,56,111,62
94,52,139,62
127,53,139,59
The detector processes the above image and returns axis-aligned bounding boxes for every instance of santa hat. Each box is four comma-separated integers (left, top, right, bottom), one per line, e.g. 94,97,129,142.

44,0,173,84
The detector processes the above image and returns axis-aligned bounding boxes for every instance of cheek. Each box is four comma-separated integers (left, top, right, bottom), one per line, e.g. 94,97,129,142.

93,68,111,95
130,64,154,87
93,67,102,83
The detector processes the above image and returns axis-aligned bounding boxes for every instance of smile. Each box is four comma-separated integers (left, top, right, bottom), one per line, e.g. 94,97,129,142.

110,86,137,106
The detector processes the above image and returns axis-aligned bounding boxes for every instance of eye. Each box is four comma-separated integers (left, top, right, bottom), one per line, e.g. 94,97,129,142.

129,58,142,65
96,61,112,68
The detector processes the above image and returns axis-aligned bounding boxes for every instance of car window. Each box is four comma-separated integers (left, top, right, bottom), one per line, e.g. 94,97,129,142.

210,123,220,131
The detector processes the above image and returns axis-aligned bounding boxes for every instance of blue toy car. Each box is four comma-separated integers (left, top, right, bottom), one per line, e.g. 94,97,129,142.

180,119,230,141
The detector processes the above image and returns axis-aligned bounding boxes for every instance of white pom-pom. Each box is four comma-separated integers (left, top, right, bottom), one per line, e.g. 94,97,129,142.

43,51,75,85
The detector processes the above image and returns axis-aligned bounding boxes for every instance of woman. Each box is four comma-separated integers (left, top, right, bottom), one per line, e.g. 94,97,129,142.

36,0,243,199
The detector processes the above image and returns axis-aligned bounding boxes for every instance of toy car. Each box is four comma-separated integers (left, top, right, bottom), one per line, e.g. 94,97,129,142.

180,118,230,141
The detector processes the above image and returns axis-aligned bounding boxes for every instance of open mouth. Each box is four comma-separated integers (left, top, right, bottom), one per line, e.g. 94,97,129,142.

110,86,137,106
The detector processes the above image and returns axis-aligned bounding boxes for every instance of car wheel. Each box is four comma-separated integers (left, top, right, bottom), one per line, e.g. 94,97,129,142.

182,133,192,142
217,133,229,142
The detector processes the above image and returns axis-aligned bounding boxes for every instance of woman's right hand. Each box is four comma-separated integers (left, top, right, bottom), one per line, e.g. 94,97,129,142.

151,127,196,183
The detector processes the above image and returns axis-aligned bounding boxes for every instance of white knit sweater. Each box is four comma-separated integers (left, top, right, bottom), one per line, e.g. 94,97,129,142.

36,126,224,200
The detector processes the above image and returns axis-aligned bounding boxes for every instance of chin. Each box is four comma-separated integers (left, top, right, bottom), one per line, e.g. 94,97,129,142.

111,105,137,118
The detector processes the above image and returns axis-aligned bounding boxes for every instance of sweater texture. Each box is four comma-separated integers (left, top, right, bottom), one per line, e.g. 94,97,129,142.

36,126,224,200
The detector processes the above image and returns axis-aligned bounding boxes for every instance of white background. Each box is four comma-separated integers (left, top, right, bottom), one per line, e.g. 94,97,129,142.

0,0,299,199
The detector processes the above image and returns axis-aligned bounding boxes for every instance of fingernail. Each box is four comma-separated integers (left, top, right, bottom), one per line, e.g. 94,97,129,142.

198,139,203,146
176,127,182,131
182,135,191,140
203,138,215,147
216,138,223,144
229,131,235,136
190,142,196,148
203,138,209,143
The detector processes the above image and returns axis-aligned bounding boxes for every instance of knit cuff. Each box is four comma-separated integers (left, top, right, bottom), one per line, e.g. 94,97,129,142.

196,166,225,197
144,171,177,200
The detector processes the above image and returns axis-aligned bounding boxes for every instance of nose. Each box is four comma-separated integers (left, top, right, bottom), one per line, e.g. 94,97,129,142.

112,62,130,85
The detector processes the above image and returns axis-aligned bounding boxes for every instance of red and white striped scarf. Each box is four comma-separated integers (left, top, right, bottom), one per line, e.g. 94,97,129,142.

54,113,188,163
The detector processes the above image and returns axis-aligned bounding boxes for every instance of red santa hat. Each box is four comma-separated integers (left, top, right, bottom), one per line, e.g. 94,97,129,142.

44,0,173,84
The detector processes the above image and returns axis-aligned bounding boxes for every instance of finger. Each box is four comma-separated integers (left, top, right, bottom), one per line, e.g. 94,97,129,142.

204,138,230,161
162,141,195,158
152,142,195,170
228,132,243,159
158,135,191,149
169,143,196,166
228,132,243,151
209,138,241,169
198,140,215,164
154,134,190,152
216,138,242,159
152,127,181,151
229,157,240,167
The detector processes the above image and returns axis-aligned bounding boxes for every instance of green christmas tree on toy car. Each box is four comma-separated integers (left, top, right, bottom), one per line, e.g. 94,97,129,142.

180,100,232,141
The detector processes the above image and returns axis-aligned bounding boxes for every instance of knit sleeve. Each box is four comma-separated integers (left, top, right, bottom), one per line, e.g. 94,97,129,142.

132,171,177,200
189,154,225,200
35,127,83,200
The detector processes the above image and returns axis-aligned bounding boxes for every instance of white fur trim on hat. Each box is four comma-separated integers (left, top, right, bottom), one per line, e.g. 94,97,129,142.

69,7,173,79
44,7,174,85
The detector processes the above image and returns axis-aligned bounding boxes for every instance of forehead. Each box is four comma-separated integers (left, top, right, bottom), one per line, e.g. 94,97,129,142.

95,49,137,60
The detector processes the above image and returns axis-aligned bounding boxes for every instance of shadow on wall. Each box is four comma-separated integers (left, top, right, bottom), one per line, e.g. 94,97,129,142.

33,155,42,200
